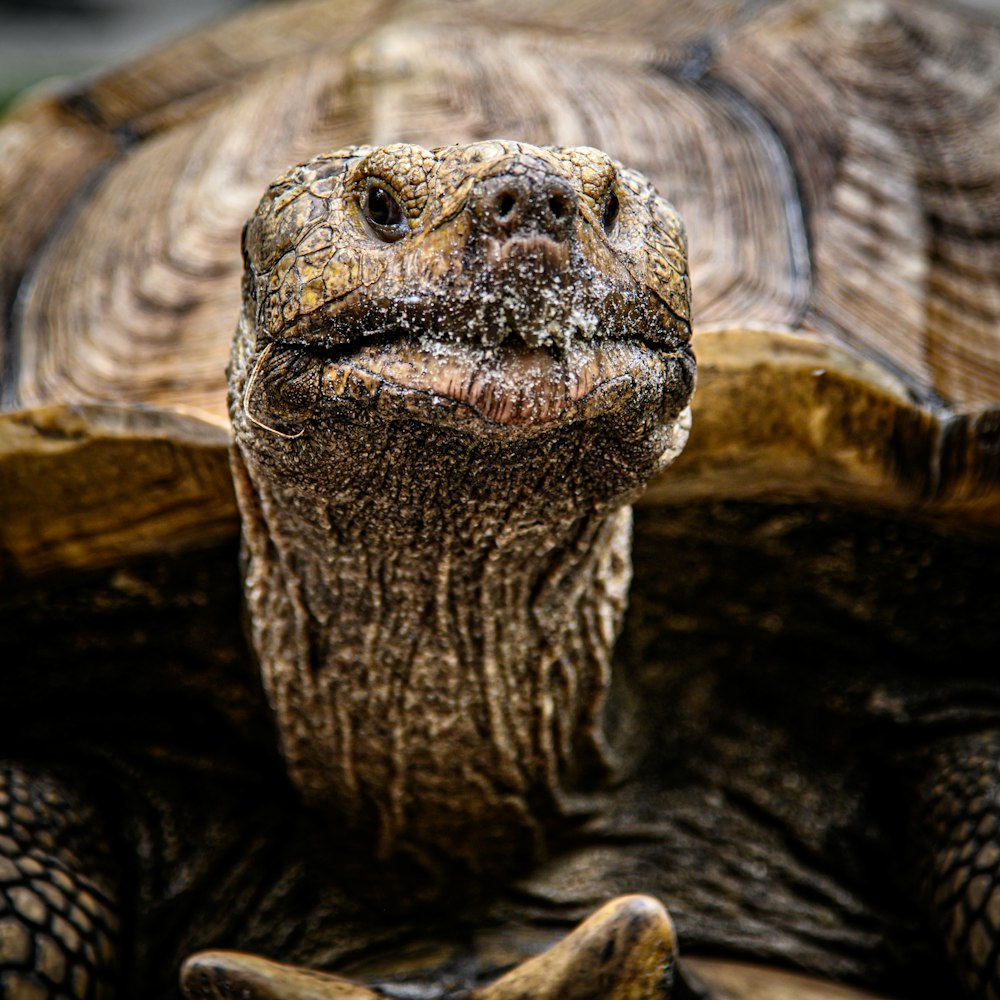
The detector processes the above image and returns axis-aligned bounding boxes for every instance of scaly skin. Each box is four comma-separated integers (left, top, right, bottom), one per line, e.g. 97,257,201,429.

913,732,1000,1000
0,764,119,1000
230,141,693,870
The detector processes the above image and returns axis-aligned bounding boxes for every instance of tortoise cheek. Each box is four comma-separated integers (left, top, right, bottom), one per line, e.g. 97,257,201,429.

240,342,322,440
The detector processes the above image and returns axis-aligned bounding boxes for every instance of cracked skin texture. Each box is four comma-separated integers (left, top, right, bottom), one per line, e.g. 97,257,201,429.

231,140,694,869
244,143,689,355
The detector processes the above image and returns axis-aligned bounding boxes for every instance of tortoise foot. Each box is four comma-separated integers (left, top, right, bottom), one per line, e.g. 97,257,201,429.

180,894,675,1000
471,894,675,1000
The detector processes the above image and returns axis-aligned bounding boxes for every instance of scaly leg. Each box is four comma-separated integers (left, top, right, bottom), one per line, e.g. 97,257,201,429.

912,731,1000,999
0,762,120,1000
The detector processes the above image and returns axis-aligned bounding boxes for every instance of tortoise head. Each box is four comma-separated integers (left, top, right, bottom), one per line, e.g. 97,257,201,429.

236,140,692,445
228,142,693,868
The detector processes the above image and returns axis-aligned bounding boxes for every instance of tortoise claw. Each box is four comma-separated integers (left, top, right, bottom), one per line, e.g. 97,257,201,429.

180,950,384,1000
471,894,675,1000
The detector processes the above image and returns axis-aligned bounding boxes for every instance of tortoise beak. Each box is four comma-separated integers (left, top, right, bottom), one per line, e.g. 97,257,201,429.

319,338,675,432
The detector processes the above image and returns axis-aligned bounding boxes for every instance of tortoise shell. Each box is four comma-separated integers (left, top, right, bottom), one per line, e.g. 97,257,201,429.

2,0,998,573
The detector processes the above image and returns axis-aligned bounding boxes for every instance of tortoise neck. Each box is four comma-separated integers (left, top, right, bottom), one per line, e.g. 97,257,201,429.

234,449,631,869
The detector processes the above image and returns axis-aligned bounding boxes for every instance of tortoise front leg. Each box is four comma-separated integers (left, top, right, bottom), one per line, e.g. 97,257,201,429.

468,895,674,1000
911,731,1000,999
0,762,120,1000
181,895,675,1000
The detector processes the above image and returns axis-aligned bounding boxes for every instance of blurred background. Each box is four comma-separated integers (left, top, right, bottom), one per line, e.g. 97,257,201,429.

0,0,253,107
1,0,999,110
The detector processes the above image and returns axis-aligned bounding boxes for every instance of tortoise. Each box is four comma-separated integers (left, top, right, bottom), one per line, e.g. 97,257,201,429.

1,0,999,998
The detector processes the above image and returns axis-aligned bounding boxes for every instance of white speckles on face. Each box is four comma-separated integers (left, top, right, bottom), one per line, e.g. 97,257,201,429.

243,141,690,355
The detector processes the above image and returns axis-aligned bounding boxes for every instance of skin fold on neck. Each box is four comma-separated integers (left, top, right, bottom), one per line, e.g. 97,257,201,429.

232,389,639,871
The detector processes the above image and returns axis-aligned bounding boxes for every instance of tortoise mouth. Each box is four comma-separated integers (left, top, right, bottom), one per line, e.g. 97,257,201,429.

318,336,676,432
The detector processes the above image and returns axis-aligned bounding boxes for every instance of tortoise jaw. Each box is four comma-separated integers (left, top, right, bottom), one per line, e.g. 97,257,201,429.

319,337,676,432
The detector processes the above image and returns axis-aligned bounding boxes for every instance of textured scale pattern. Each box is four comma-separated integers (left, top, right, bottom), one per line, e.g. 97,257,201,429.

0,765,119,1000
917,733,1000,999
715,1,1000,408
244,141,689,352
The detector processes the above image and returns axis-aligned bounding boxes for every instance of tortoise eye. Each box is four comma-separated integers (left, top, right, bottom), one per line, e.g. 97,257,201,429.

602,190,620,235
361,183,407,242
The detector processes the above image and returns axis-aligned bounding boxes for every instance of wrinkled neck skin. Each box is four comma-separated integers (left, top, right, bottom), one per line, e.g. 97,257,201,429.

230,326,684,873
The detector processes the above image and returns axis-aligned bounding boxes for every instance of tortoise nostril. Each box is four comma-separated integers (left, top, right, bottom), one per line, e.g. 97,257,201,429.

496,193,517,219
548,194,569,220
475,170,577,240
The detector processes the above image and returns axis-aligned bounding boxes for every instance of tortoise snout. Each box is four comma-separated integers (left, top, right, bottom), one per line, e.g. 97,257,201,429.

472,171,578,242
